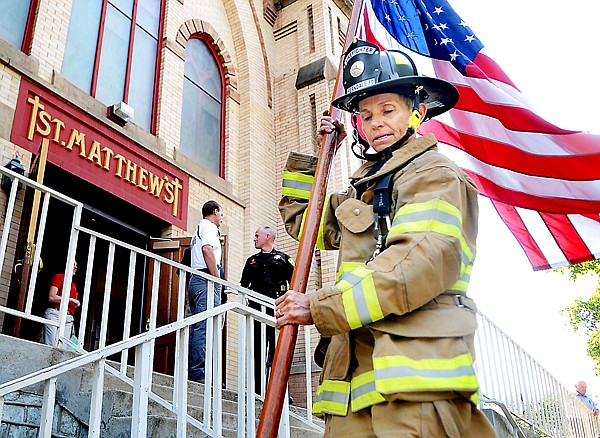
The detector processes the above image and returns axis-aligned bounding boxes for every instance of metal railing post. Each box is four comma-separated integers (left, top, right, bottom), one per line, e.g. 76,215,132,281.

39,376,57,438
132,341,152,438
236,290,248,438
89,358,106,438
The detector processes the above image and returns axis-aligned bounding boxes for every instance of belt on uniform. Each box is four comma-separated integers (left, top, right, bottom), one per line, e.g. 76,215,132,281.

434,293,476,311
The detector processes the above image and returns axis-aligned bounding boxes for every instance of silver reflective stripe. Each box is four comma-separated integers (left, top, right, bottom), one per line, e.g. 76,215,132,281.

351,380,377,400
316,389,350,405
282,179,312,193
392,209,461,230
391,209,471,267
339,271,372,326
375,364,475,380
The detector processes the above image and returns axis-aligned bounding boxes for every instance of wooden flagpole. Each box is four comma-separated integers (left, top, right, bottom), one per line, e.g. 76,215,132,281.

256,1,365,435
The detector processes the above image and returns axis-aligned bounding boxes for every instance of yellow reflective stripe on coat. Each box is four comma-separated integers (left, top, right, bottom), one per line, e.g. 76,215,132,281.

312,380,350,416
350,370,386,412
373,353,479,393
388,198,473,271
336,262,384,329
297,208,308,242
315,194,331,250
296,195,329,249
282,171,314,199
448,262,472,292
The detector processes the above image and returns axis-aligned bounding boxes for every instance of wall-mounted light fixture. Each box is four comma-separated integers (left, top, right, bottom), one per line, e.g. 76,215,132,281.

1,154,26,194
107,101,135,125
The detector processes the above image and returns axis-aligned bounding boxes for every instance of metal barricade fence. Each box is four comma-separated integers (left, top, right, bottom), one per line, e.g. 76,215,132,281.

0,166,325,437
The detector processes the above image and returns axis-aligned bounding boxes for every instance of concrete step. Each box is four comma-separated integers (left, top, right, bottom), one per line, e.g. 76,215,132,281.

0,334,324,437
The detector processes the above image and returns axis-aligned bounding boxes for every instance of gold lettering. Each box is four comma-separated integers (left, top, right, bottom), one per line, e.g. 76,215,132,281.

124,160,137,184
166,177,183,217
51,118,65,143
163,180,174,203
148,172,165,197
37,110,52,136
113,154,127,178
27,95,45,141
65,129,86,157
102,147,114,170
137,167,148,190
87,141,102,167
25,93,183,220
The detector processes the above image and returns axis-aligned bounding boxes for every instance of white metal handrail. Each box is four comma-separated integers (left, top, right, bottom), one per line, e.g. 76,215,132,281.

6,165,600,437
0,166,326,437
476,312,600,437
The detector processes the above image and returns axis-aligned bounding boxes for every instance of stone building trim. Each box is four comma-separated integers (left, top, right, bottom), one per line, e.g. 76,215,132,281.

248,0,274,108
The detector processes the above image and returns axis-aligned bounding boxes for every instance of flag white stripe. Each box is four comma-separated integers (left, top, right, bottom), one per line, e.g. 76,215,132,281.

432,59,534,109
437,111,575,156
569,215,600,258
438,144,600,201
516,207,567,269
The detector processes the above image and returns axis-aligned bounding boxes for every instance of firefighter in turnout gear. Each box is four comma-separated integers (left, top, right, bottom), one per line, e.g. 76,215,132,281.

240,226,294,390
275,39,495,436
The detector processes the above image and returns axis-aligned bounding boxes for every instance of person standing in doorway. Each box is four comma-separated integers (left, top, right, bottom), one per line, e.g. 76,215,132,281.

188,200,224,384
43,261,80,348
240,226,294,389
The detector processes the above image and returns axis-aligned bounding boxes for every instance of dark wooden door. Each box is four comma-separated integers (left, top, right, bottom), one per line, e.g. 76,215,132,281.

146,236,191,375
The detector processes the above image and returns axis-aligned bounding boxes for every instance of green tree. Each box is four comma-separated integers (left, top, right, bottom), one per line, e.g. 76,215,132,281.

561,260,600,374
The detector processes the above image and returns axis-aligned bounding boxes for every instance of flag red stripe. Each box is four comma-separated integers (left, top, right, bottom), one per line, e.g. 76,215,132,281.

464,170,600,214
436,109,600,157
424,120,600,181
490,200,550,270
539,213,594,265
454,86,574,135
466,52,519,90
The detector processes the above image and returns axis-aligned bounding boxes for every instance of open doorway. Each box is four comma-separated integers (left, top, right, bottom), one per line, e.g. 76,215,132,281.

11,163,167,350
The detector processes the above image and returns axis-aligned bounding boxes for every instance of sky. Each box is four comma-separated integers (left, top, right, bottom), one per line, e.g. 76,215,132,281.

444,0,600,397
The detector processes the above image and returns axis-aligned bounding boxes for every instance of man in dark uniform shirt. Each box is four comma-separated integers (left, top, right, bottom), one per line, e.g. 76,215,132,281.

240,226,294,389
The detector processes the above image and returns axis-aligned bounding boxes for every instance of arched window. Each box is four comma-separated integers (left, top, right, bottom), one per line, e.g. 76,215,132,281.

179,37,224,176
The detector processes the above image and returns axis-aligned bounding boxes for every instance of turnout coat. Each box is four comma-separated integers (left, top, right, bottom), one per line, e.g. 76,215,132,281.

279,133,482,416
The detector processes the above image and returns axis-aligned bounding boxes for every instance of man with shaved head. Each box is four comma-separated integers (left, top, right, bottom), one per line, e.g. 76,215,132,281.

240,226,294,390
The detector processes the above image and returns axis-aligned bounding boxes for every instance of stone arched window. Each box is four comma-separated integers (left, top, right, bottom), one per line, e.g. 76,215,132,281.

179,35,225,177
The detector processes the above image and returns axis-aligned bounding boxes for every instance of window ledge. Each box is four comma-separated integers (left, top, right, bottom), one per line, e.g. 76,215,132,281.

173,149,234,193
0,38,39,78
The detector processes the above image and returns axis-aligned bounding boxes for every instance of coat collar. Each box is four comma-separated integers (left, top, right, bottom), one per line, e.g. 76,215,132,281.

350,133,438,187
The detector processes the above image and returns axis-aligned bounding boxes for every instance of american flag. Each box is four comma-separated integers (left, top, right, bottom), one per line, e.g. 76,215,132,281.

354,0,600,270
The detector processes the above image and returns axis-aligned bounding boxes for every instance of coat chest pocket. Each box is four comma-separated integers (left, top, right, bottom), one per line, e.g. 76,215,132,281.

335,198,373,233
335,198,376,261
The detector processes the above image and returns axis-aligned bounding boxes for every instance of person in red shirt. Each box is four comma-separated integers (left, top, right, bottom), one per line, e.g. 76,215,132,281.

43,261,80,348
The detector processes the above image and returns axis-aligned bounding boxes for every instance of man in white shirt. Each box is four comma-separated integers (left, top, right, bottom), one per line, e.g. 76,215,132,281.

188,200,224,383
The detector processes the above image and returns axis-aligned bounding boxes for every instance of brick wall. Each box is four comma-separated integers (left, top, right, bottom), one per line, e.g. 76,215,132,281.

0,0,352,398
